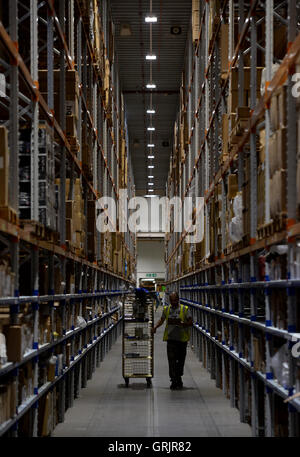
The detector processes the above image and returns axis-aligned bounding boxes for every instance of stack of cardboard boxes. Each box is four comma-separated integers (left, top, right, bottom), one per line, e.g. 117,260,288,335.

39,69,79,144
269,86,287,221
56,178,86,256
228,67,263,116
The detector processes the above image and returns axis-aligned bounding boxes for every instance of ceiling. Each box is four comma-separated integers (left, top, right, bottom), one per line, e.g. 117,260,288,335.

110,0,192,195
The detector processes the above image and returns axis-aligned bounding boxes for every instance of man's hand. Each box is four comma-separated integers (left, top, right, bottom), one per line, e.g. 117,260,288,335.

151,327,157,335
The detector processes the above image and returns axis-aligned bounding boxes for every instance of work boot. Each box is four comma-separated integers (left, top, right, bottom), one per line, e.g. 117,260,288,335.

170,379,177,390
176,377,183,389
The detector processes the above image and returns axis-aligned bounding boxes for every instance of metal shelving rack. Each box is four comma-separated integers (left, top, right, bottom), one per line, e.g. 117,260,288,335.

165,0,300,437
0,0,136,436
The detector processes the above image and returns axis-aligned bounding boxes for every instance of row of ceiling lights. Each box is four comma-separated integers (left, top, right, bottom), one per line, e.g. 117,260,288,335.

145,11,157,197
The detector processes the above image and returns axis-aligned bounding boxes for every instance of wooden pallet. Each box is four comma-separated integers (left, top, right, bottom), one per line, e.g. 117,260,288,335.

20,220,45,239
44,226,60,244
232,239,244,252
257,213,287,241
74,247,84,258
0,206,18,225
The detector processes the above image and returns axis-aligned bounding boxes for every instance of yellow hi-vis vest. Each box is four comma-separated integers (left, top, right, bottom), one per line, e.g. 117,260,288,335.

163,304,190,342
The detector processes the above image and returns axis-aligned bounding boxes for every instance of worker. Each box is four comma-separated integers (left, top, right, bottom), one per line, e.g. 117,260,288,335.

151,291,193,390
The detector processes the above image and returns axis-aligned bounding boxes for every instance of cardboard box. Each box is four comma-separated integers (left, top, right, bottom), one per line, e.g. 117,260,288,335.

270,169,287,218
112,232,122,252
278,86,287,128
47,360,56,382
66,115,77,138
0,126,9,207
236,106,251,120
66,200,73,219
6,325,23,362
66,218,74,244
276,127,287,171
39,69,79,98
228,174,238,200
259,129,266,164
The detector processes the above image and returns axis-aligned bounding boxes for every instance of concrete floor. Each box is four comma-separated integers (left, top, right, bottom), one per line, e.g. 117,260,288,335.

53,307,252,437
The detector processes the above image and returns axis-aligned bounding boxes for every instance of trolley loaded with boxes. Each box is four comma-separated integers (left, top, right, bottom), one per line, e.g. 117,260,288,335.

122,289,154,387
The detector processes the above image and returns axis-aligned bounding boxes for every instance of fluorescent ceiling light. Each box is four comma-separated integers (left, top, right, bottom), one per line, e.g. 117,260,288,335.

148,144,155,147
146,83,156,89
148,155,154,159
148,165,154,168
147,109,155,114
147,127,155,131
145,16,157,23
148,189,154,192
148,175,154,178
148,183,154,186
146,54,157,60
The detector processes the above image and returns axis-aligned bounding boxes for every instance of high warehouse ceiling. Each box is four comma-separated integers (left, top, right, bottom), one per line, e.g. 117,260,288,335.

110,0,192,196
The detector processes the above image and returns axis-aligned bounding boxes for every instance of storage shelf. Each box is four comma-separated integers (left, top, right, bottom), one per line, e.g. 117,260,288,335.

0,317,122,436
181,298,300,342
193,324,300,412
0,306,121,378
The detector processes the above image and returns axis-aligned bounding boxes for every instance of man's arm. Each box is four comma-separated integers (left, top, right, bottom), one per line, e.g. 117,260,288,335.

152,314,166,334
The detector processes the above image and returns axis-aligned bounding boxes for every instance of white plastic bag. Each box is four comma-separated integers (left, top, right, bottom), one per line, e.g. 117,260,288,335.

0,332,7,365
229,193,243,242
76,315,87,328
271,343,290,389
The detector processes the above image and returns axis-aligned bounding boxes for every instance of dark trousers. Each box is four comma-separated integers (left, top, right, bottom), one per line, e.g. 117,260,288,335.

167,340,187,382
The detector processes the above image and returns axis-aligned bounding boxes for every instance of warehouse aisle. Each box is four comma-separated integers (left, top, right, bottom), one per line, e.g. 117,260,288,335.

52,307,251,437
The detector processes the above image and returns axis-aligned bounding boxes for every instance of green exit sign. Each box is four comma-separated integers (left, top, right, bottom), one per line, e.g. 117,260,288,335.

146,273,157,278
